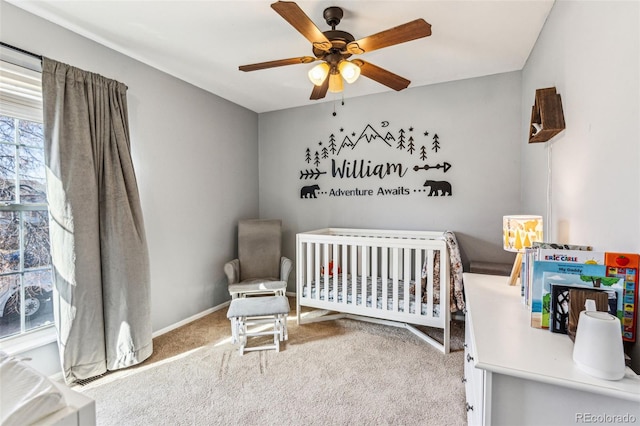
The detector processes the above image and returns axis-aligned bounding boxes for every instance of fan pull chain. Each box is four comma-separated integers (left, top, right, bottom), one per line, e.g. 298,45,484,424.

332,95,346,117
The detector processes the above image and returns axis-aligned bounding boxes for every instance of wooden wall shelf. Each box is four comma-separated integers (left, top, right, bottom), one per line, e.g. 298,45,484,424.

528,87,566,143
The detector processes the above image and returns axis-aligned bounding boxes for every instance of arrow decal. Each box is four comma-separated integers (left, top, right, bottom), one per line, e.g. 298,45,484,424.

300,168,327,180
413,162,452,173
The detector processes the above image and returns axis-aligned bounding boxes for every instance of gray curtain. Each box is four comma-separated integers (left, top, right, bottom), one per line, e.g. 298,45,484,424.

41,58,152,383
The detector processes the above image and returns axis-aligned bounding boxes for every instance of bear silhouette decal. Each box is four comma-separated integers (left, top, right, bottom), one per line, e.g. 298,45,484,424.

300,184,320,199
423,180,452,196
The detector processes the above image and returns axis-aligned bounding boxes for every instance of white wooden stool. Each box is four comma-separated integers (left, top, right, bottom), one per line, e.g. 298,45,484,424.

226,295,290,355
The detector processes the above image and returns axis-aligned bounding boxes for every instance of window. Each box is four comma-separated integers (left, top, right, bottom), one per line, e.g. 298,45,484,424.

0,59,53,341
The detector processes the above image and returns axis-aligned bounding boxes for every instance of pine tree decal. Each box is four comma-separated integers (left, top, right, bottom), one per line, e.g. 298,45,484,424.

314,151,320,167
407,136,415,154
329,134,337,154
397,129,406,150
305,148,311,163
419,145,428,161
432,133,441,152
321,146,328,159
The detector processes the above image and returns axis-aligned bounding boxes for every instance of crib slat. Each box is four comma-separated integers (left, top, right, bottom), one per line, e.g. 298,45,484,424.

350,244,357,305
392,247,399,312
323,242,329,302
404,248,411,315
415,249,423,316
371,247,378,311
361,245,368,307
381,247,388,311
439,247,448,319
306,242,312,298
426,249,434,317
332,243,339,305
314,242,321,300
341,243,348,305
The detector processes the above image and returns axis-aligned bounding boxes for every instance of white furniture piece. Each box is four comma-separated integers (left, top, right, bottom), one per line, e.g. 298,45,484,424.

463,272,640,426
296,228,451,353
33,381,96,426
0,351,95,426
227,295,290,355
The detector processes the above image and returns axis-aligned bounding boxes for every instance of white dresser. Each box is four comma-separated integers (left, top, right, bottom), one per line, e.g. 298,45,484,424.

463,273,640,426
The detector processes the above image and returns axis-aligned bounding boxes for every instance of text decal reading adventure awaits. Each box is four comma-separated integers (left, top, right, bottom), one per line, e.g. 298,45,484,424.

299,122,454,199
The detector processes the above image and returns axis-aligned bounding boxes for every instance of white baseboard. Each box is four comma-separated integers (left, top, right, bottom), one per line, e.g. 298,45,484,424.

152,300,231,338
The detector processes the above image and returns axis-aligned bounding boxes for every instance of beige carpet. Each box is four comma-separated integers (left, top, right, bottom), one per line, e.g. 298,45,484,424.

76,299,467,425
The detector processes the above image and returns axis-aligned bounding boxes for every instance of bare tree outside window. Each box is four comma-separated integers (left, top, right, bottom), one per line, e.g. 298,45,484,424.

0,114,54,340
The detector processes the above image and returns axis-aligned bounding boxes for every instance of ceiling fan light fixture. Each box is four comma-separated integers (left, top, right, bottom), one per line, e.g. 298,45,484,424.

328,71,344,93
308,62,330,86
338,60,361,84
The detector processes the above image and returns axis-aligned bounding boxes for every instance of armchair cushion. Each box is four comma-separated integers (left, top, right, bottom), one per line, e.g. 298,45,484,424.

238,219,282,282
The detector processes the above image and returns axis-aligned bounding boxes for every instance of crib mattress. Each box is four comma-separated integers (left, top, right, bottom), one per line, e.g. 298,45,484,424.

301,275,440,317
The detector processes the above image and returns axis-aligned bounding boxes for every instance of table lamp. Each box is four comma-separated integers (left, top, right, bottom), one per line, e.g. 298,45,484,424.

503,215,543,286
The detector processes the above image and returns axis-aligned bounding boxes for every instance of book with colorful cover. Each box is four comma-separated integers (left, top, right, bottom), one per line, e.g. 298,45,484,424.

530,261,624,329
531,242,594,251
605,252,639,342
522,244,594,307
537,249,604,264
521,247,537,305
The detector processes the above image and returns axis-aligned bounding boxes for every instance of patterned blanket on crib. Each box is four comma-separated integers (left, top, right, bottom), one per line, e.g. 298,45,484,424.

410,230,465,312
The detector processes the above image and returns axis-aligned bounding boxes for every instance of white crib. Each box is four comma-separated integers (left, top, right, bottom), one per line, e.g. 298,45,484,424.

296,228,451,353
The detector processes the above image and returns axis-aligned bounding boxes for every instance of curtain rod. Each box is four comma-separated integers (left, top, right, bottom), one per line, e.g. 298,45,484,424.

0,41,43,61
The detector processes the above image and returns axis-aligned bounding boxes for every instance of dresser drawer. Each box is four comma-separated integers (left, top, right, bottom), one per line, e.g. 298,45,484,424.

464,313,484,425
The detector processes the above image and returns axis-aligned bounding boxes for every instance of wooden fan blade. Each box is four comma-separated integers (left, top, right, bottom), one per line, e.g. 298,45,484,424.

353,60,410,91
310,75,329,100
271,1,332,51
239,56,316,72
346,19,431,55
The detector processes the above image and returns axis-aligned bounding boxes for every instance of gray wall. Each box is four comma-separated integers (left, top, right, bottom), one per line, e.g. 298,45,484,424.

1,1,259,374
521,0,640,371
4,0,639,375
259,71,523,292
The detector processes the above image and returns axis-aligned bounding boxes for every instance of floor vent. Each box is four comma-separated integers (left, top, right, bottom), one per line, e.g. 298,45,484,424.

75,372,110,386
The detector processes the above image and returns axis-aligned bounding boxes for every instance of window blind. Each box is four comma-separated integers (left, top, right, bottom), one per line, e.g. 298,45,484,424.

0,60,42,123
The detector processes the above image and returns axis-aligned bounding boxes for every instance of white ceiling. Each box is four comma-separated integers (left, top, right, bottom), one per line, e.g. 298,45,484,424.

8,0,555,113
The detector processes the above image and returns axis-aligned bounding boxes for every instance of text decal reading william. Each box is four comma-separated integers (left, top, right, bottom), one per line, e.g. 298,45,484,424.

299,122,454,199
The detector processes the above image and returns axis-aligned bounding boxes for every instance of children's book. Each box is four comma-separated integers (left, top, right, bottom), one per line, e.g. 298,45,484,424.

521,244,594,307
537,249,604,264
605,252,639,342
530,261,624,329
531,242,593,251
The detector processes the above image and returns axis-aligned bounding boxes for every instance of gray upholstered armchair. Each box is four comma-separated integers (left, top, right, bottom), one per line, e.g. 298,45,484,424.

224,219,292,298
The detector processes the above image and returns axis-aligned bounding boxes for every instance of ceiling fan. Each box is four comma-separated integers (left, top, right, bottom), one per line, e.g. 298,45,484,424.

239,1,432,100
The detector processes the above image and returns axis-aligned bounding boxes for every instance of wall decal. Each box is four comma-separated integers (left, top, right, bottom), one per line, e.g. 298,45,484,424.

423,180,452,196
432,134,441,152
298,121,455,200
413,162,452,173
419,146,428,161
299,168,327,180
300,184,320,198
